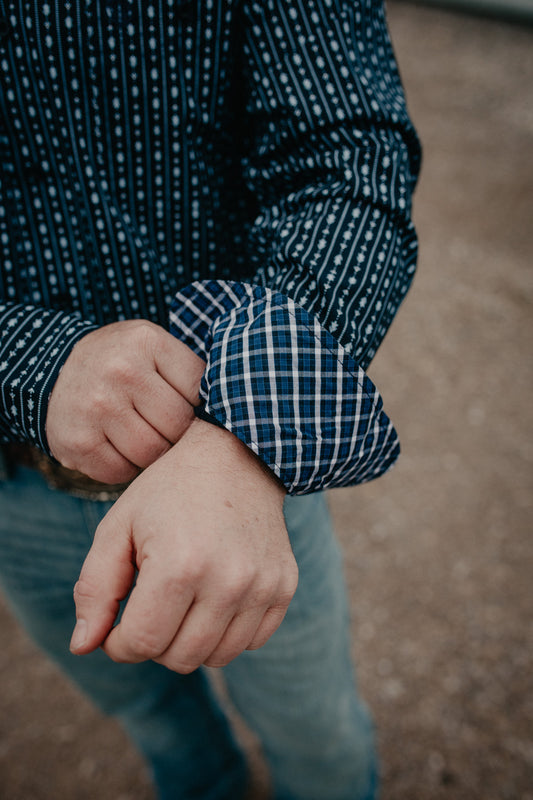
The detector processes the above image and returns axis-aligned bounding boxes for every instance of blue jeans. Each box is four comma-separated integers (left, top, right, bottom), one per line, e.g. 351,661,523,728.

0,464,377,800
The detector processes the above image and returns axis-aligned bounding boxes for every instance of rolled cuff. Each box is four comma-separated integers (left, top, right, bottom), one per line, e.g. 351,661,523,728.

0,304,98,453
170,280,399,495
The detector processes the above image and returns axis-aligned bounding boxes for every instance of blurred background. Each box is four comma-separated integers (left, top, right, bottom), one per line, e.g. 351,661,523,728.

0,2,532,798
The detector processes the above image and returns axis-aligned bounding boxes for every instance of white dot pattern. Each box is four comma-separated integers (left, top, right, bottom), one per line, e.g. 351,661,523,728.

0,0,420,456
0,0,246,324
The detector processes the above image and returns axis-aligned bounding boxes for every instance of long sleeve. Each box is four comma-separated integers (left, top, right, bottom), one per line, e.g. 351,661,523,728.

169,0,421,495
0,302,97,451
0,0,419,488
170,280,400,493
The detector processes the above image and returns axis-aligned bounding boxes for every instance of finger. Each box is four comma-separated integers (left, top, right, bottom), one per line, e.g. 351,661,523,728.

203,606,269,668
66,436,139,485
132,373,196,444
245,604,290,652
70,511,135,655
102,560,195,664
104,412,172,470
155,602,235,674
154,335,206,407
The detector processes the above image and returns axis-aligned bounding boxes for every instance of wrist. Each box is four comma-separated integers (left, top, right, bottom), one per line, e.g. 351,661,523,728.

178,417,287,499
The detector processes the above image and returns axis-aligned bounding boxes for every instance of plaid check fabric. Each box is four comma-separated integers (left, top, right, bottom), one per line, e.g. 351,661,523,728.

170,281,399,495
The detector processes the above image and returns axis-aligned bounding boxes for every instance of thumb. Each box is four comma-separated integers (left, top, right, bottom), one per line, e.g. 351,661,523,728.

70,510,135,655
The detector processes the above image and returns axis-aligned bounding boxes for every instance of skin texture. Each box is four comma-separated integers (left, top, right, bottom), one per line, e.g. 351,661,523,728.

46,322,297,670
46,320,206,484
70,419,297,672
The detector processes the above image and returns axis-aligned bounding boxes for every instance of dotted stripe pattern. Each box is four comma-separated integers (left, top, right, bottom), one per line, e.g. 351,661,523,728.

0,0,420,484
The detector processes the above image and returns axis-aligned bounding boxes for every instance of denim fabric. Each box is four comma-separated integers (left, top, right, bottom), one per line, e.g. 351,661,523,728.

0,465,377,800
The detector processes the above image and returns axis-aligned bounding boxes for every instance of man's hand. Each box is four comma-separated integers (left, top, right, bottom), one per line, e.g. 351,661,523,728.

46,321,206,484
69,419,298,672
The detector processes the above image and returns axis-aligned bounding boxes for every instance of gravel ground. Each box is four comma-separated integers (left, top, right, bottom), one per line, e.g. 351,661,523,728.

0,3,532,798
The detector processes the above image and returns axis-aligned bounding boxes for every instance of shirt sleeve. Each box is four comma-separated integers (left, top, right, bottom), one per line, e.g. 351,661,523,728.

170,280,400,493
169,0,421,495
0,302,97,451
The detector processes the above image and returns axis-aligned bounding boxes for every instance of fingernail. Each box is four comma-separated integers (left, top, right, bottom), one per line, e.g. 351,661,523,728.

70,619,88,652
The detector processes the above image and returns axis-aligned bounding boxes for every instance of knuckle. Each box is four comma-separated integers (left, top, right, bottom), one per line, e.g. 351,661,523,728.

155,572,194,604
177,556,207,588
282,560,299,600
204,654,232,669
227,562,257,593
269,574,298,612
106,356,137,385
181,631,210,658
248,580,273,608
73,577,98,604
169,652,203,675
171,660,200,675
66,432,97,462
221,582,246,607
245,640,263,652
106,651,128,665
91,388,115,415
275,586,297,611
130,320,160,353
127,630,165,660
222,575,253,606
57,453,80,473
82,443,137,484
174,632,214,671
131,319,157,338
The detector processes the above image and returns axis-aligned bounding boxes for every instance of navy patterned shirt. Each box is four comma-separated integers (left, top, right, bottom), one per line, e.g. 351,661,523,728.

0,0,420,494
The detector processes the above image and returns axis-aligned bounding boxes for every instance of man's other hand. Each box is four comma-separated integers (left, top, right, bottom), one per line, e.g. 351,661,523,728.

69,419,298,671
46,320,205,484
